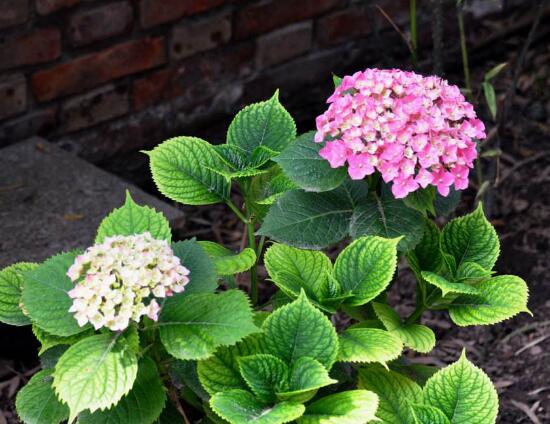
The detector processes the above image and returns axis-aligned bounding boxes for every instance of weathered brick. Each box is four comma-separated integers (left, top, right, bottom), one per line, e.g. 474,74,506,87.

0,108,57,145
0,28,61,71
31,37,166,102
235,0,344,39
0,74,27,121
0,0,29,29
60,84,129,133
68,1,133,47
316,7,371,46
139,0,225,29
133,42,254,111
36,0,80,15
256,21,312,68
171,9,231,61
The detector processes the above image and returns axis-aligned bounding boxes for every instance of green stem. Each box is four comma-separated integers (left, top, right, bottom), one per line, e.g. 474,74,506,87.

410,0,418,67
226,199,248,223
247,220,258,305
405,290,440,325
457,1,473,101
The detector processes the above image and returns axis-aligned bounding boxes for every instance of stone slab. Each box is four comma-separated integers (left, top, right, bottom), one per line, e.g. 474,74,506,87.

0,138,184,267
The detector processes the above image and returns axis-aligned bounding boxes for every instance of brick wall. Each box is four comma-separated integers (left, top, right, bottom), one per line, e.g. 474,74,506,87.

0,0,412,162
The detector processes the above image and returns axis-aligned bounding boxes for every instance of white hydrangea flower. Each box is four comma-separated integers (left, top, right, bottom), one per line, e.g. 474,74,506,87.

67,232,190,331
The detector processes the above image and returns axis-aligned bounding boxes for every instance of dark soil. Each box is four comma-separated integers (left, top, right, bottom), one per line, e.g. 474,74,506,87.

1,3,549,424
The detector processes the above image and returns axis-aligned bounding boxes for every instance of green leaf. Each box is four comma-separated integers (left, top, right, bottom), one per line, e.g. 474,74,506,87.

423,352,498,423
277,357,337,403
264,243,333,303
40,345,69,370
256,172,299,205
484,62,507,81
332,74,343,87
15,369,69,424
95,191,171,243
358,365,422,424
455,261,493,281
275,132,347,192
33,325,94,355
170,240,217,295
262,291,338,369
389,363,438,387
403,187,436,217
411,219,444,274
78,357,166,424
0,262,36,326
482,81,497,120
211,390,305,424
22,252,91,337
441,203,499,272
159,290,259,360
410,404,450,424
297,390,379,424
434,188,461,216
53,333,138,422
338,328,403,366
169,360,210,402
198,334,263,395
239,354,289,403
372,303,435,353
350,192,425,252
258,181,368,250
334,236,399,306
421,272,479,297
448,275,530,326
198,241,257,276
227,91,296,167
147,136,231,205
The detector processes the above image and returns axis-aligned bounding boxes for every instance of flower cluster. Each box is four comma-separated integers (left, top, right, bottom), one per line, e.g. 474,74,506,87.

315,68,486,198
67,232,190,331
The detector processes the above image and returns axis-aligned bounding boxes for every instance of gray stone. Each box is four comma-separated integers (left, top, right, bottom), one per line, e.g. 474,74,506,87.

0,138,184,268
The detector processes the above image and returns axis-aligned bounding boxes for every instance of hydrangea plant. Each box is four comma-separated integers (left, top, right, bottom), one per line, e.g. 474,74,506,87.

0,69,530,424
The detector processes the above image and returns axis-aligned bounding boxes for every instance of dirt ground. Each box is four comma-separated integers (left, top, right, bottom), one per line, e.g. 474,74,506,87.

1,3,549,424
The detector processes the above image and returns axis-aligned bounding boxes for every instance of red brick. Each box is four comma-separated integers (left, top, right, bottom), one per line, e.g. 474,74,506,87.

0,28,61,71
316,7,371,46
139,0,226,29
256,21,312,68
61,84,129,133
0,74,27,121
170,9,231,61
31,37,166,102
235,0,344,39
36,0,80,15
0,0,29,29
68,1,133,47
0,108,57,144
133,42,254,111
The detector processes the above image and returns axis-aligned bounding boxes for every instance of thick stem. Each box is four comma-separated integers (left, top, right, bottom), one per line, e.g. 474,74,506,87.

226,199,248,224
410,0,418,67
247,221,259,305
457,1,473,101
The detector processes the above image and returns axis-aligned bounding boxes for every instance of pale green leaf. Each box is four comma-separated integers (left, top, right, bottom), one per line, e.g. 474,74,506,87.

198,241,256,275
148,137,231,205
0,262,36,326
22,252,91,337
159,290,259,360
482,82,497,120
211,390,305,424
424,352,498,423
297,390,379,424
239,354,289,403
410,404,450,424
53,333,138,422
421,272,479,297
170,240,217,295
441,203,499,272
358,365,422,424
264,243,333,302
334,236,399,306
455,262,493,282
33,325,94,355
227,91,296,165
332,74,343,87
350,193,425,252
95,191,171,243
262,291,338,369
484,62,507,81
277,357,337,403
78,357,166,424
15,369,69,424
275,132,346,192
449,275,530,326
338,328,402,366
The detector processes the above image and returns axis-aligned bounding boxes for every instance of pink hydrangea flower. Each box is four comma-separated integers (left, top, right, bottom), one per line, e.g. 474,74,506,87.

315,69,486,198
